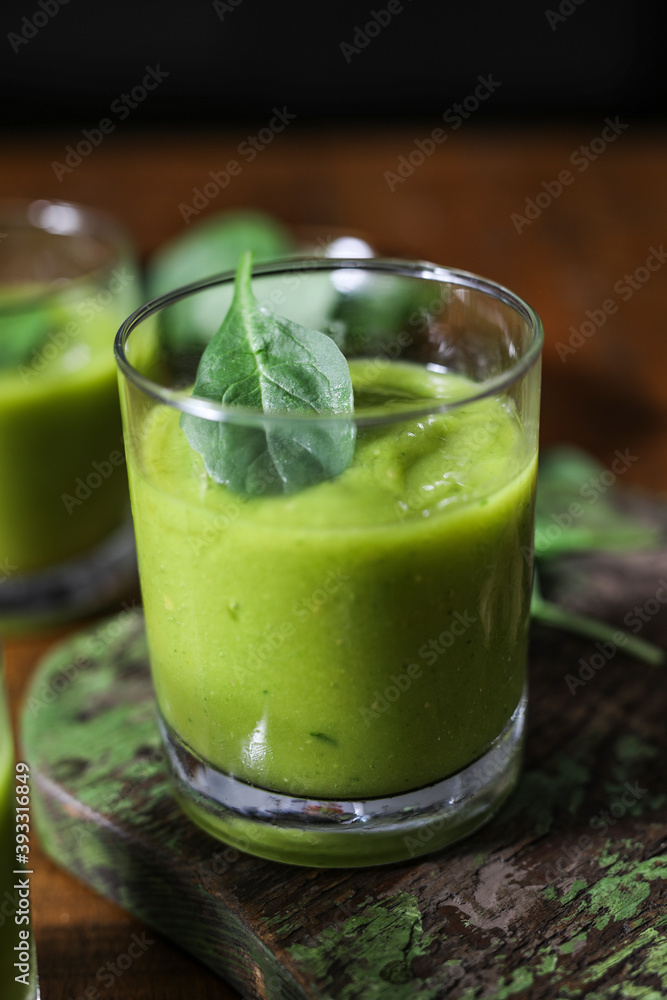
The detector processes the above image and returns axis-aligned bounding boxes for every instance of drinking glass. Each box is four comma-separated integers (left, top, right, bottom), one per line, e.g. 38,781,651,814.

116,258,543,866
0,199,139,629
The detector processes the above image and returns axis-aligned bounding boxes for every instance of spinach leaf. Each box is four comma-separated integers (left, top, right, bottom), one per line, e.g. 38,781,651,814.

534,447,659,558
531,568,663,666
530,446,664,666
326,273,439,356
148,210,295,357
181,251,356,496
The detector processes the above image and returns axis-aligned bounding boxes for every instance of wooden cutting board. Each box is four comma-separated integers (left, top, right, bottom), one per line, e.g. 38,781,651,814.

22,537,667,1000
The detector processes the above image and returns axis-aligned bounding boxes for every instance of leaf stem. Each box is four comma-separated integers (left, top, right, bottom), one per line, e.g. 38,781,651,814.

531,593,665,666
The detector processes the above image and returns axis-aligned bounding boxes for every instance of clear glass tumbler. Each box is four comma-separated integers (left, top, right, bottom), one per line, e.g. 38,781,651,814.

116,258,543,866
0,199,139,628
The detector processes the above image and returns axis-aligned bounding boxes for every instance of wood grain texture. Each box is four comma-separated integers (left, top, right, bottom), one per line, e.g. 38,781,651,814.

20,518,667,999
2,126,667,997
4,625,238,1000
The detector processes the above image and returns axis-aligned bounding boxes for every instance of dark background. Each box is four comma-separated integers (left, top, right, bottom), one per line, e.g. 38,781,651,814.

0,0,664,130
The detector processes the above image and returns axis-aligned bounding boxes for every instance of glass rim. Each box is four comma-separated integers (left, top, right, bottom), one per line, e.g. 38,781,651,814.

0,197,135,317
115,257,544,428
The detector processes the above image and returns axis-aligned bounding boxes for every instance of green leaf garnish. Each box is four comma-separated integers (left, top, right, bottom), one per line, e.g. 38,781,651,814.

534,447,659,559
531,448,665,666
148,210,295,356
181,251,356,496
326,274,438,355
531,569,664,666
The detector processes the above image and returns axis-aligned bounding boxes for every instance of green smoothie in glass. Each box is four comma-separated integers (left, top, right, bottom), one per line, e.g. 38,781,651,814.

0,292,128,573
0,199,138,627
133,361,535,798
117,256,543,866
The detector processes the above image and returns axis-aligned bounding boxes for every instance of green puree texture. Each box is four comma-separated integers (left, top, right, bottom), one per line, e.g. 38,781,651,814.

128,361,536,799
0,300,126,573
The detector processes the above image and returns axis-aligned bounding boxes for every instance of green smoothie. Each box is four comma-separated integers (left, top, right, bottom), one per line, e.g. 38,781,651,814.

0,291,128,574
126,360,536,801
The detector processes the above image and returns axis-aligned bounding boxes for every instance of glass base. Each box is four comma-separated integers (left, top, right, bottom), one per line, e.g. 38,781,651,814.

160,691,526,868
0,517,137,632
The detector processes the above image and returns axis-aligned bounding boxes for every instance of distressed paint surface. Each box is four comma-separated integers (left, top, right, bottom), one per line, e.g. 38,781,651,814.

289,892,441,999
22,532,667,1000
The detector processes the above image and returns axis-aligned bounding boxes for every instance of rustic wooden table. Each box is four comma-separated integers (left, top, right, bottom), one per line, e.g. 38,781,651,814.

2,124,667,999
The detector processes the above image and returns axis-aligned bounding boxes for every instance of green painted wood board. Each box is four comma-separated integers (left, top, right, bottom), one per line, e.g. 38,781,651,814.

22,547,667,1000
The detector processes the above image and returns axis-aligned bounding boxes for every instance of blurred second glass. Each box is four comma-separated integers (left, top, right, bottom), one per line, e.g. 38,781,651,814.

0,199,139,629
